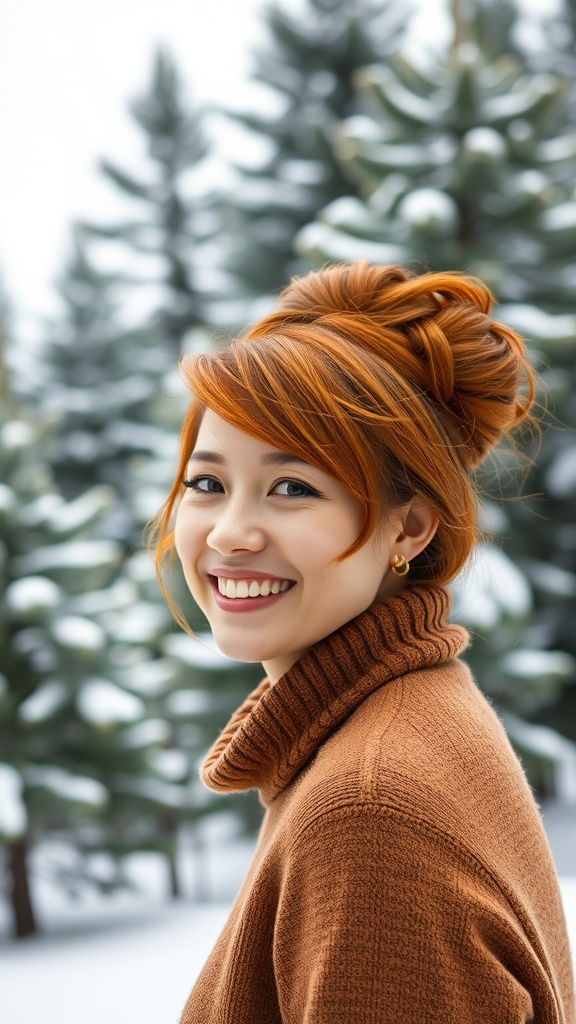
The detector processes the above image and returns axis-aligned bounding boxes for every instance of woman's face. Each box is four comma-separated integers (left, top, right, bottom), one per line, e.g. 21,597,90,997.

175,410,406,683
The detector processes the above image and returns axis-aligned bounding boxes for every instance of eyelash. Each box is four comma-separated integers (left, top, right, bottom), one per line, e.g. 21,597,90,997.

181,475,322,498
182,475,222,493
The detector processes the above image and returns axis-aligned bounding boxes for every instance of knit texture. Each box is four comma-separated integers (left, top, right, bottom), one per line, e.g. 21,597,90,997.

180,586,575,1024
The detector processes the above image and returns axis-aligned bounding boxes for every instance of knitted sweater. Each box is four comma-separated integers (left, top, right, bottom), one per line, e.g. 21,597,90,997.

179,586,574,1023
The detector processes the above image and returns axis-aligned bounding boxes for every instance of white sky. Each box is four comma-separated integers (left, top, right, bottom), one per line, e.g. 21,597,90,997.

0,0,549,336
0,0,271,331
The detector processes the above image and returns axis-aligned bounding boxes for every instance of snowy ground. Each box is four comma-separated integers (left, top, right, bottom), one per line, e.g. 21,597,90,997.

2,883,575,1024
2,821,575,1024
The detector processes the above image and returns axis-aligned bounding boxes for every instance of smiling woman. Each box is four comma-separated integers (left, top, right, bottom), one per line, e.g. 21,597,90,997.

173,409,430,680
150,261,574,1023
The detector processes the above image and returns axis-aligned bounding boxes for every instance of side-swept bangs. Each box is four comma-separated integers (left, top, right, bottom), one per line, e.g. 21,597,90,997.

153,324,475,588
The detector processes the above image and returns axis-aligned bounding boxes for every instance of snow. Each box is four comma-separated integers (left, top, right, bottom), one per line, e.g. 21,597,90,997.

451,544,532,629
165,689,212,716
74,577,138,615
355,64,447,126
337,114,383,144
77,678,146,726
5,576,62,616
162,631,236,669
398,188,458,233
24,767,108,808
546,446,576,498
503,649,575,681
0,899,231,1024
102,601,169,644
120,719,171,749
119,658,176,697
502,714,576,805
149,748,190,781
51,616,106,653
14,539,123,574
542,202,576,232
499,303,576,343
320,195,385,234
280,159,327,186
115,776,189,809
296,220,406,266
0,420,35,450
0,483,17,513
47,486,115,534
462,127,507,161
18,680,68,724
482,74,560,124
0,764,27,839
523,559,576,597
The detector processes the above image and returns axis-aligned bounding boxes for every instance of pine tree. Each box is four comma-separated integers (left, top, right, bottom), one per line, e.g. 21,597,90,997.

295,0,576,784
516,0,576,734
220,0,411,318
0,295,203,934
32,232,171,547
81,47,216,355
525,0,576,111
24,47,265,879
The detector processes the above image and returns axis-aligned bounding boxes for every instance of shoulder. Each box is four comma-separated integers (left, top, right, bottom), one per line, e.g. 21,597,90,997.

283,658,543,881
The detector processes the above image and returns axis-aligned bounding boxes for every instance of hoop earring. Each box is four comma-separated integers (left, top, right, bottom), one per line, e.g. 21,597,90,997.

391,554,410,577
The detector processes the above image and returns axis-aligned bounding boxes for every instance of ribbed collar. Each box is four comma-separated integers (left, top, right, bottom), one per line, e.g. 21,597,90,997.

201,585,468,805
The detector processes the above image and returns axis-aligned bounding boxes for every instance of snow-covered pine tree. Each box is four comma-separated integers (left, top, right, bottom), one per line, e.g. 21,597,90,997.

0,312,203,934
220,0,412,320
524,0,576,115
27,47,265,871
295,0,576,784
80,47,216,356
32,232,172,547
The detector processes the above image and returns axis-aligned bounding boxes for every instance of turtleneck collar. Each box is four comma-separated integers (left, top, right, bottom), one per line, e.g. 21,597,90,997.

201,585,468,805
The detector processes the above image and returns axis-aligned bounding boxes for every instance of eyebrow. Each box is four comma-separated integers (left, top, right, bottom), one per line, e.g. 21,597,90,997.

189,449,310,467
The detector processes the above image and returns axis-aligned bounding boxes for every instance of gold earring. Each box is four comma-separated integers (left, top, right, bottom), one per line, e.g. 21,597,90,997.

391,554,410,576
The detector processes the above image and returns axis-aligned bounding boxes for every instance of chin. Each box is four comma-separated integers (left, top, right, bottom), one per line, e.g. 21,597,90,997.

210,630,269,665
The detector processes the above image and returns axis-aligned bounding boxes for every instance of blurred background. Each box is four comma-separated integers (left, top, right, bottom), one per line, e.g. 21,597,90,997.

1,0,575,1019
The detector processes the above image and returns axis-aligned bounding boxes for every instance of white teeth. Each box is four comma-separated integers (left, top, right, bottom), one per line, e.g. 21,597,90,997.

216,577,291,599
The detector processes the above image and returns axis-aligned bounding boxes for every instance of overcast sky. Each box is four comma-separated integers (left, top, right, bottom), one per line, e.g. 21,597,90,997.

0,0,272,332
1,0,547,335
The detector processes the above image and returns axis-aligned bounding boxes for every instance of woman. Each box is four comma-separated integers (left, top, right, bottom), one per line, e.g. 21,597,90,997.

153,261,574,1022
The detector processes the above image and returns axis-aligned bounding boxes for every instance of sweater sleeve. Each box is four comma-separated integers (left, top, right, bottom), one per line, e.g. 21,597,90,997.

273,805,556,1024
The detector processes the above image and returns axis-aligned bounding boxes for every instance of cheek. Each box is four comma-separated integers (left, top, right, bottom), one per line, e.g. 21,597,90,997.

174,506,200,565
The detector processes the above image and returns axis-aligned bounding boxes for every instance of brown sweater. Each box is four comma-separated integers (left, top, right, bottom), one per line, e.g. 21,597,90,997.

179,586,574,1023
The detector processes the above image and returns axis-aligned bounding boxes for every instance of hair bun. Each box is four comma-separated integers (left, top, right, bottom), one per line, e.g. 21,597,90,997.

271,261,534,469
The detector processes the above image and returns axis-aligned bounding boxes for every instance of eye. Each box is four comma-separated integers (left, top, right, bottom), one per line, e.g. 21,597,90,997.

272,479,320,498
182,475,224,493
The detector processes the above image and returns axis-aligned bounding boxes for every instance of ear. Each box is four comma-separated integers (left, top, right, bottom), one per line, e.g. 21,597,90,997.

392,498,438,563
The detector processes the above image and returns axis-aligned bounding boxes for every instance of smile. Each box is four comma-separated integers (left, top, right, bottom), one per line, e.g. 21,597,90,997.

216,577,292,599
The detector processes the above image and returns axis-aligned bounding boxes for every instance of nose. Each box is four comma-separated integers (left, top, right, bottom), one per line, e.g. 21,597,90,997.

206,500,266,555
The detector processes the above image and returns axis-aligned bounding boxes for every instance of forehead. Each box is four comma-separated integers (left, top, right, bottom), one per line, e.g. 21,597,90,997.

191,410,307,466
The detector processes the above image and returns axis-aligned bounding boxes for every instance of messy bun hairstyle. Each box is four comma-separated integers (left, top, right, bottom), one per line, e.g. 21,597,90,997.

153,261,535,588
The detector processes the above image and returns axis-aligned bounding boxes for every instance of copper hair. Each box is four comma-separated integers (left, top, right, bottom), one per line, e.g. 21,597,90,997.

151,261,535,610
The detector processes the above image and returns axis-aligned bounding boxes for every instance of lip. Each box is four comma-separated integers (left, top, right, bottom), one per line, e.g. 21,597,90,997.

208,568,293,582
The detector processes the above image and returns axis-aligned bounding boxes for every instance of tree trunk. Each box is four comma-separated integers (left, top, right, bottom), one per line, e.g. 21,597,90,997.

161,811,181,898
7,836,37,938
167,848,180,898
